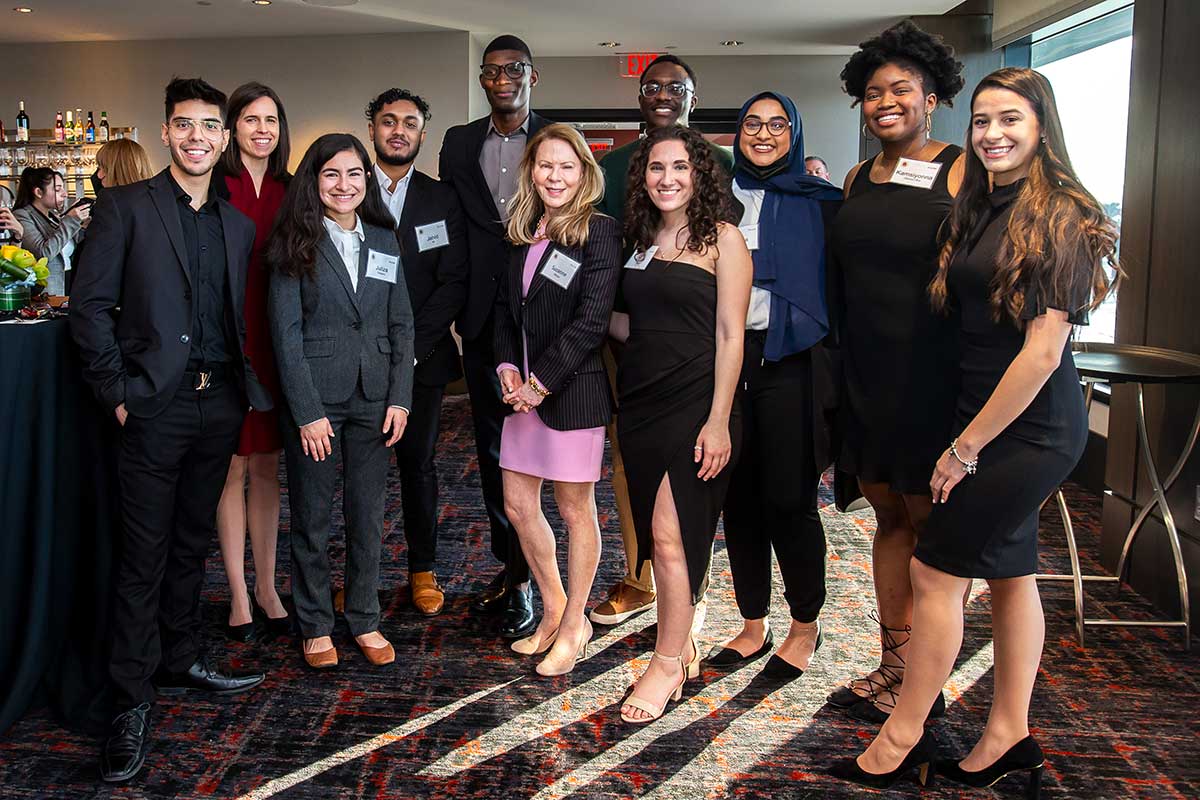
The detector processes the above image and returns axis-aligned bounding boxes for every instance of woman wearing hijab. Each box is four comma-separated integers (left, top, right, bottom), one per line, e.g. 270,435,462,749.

704,91,841,682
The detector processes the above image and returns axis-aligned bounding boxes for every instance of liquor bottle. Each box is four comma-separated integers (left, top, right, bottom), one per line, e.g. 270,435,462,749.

73,108,83,143
0,118,6,144
15,101,29,143
65,110,74,144
54,111,64,143
85,111,95,143
99,111,110,143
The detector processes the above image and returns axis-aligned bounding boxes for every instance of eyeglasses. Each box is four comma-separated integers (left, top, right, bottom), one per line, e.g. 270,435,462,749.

740,116,790,136
640,81,690,99
480,61,532,81
169,118,224,136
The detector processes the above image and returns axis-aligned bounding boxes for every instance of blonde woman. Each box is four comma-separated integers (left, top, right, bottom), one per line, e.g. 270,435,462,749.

94,139,154,189
494,123,621,675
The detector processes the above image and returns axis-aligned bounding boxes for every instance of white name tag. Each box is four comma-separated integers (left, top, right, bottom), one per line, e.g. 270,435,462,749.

540,249,582,289
739,224,760,251
888,158,943,190
415,219,450,252
366,249,399,284
624,245,658,270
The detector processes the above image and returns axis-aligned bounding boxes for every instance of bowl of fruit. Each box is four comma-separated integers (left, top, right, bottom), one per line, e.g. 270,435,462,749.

0,245,50,312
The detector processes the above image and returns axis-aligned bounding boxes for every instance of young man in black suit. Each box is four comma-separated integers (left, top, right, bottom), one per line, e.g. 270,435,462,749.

70,78,271,783
367,88,468,617
438,35,549,639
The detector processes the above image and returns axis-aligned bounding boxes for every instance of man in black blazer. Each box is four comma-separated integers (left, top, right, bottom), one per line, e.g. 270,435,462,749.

438,34,550,639
367,88,468,616
70,78,270,784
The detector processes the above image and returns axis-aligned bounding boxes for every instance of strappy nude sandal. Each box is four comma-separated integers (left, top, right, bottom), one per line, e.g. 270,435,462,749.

620,651,686,724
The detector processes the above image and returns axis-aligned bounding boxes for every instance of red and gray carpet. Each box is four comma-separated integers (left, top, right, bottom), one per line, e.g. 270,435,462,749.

1,395,1197,798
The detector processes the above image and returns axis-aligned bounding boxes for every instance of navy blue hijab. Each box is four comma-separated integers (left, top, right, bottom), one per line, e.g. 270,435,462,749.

733,91,841,360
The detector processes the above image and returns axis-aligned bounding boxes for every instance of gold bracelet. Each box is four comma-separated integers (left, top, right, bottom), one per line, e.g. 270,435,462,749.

527,377,549,398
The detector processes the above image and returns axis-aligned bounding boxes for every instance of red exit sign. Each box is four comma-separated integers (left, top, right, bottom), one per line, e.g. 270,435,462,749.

620,53,663,78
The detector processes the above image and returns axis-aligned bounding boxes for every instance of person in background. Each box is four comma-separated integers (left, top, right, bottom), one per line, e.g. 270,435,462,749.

827,19,966,724
438,34,549,640
589,53,734,630
71,77,271,784
0,205,23,242
212,82,292,644
804,155,831,181
834,66,1118,793
495,124,620,674
13,167,87,295
266,133,414,671
94,139,154,191
704,92,841,684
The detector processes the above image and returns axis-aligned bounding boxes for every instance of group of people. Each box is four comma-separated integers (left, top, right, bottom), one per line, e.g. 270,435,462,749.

53,20,1117,795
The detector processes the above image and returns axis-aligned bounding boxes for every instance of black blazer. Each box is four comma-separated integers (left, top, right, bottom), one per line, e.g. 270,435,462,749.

395,170,468,387
494,214,621,431
69,168,270,418
438,111,551,342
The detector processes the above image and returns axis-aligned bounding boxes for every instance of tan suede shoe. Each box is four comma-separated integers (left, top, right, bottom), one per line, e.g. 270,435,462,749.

588,582,657,625
410,571,445,616
332,587,345,614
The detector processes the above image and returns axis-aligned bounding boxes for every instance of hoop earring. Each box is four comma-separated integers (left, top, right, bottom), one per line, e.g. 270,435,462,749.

925,112,932,134
862,122,875,141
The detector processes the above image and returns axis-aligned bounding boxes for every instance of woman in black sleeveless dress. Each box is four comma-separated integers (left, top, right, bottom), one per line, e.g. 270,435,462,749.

611,125,752,723
826,20,967,722
834,67,1119,793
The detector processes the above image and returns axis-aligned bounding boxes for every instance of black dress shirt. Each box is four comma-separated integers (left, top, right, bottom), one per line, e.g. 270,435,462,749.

169,174,231,365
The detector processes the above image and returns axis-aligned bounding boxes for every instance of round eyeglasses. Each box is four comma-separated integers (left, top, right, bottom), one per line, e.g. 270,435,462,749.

480,61,532,81
741,116,791,136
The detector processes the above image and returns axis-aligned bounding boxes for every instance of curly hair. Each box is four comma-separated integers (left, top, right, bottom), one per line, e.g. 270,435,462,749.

624,125,735,256
840,20,965,106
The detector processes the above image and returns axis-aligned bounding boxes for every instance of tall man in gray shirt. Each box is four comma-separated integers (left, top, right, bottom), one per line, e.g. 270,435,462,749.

438,35,549,639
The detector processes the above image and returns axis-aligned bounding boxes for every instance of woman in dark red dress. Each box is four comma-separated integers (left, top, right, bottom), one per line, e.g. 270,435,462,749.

215,82,292,641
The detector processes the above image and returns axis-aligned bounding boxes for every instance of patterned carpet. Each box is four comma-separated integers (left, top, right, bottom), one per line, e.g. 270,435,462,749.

1,395,1197,799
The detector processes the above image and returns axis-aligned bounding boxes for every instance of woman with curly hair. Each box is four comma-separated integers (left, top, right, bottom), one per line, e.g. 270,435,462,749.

827,19,966,723
833,67,1119,793
612,124,751,722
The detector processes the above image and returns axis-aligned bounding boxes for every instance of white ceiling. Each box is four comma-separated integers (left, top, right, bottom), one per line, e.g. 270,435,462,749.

1,0,958,55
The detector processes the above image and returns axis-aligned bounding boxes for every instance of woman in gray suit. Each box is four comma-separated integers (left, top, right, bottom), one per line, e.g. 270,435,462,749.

266,133,414,670
13,167,88,295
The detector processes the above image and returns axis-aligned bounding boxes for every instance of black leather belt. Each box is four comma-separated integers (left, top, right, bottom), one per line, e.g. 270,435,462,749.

181,363,231,391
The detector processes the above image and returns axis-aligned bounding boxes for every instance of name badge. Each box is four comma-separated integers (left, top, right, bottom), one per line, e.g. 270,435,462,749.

624,245,658,270
888,158,943,190
415,220,450,252
540,249,582,289
739,224,760,251
366,249,400,284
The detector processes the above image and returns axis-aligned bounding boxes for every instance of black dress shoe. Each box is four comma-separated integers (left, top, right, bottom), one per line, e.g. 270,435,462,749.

705,627,774,669
101,703,151,783
154,655,265,697
829,730,938,790
760,623,823,684
848,688,947,724
499,584,536,639
472,570,509,615
939,736,1044,797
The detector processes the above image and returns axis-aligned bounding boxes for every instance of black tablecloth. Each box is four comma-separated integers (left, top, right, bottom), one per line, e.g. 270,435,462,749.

0,318,121,735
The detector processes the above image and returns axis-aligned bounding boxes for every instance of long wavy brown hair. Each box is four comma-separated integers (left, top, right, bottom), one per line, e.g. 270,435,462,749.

930,67,1120,324
624,125,735,256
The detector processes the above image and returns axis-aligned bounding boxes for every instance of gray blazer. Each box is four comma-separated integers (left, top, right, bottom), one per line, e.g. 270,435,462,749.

13,205,84,295
268,220,415,428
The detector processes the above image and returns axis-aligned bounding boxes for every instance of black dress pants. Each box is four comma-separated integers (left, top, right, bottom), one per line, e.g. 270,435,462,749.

722,334,827,623
111,378,244,708
394,381,444,573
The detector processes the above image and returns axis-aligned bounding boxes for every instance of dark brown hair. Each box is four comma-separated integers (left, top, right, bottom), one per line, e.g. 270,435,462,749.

222,82,291,180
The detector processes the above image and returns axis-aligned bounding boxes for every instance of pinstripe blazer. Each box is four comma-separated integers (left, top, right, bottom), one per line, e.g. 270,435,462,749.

495,213,621,431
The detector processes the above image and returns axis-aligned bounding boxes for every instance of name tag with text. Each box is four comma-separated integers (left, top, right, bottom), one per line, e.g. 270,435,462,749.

540,249,582,289
366,249,400,284
624,245,658,270
415,220,450,252
888,158,943,190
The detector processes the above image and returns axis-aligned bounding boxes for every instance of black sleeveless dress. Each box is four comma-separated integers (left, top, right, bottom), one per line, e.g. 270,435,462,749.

830,145,962,495
914,180,1089,578
618,257,742,604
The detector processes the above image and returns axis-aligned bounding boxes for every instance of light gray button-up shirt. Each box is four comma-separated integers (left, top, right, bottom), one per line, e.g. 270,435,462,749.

478,115,529,221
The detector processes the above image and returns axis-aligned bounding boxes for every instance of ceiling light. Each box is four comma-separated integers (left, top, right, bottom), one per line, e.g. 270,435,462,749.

598,42,621,48
251,0,271,5
13,6,33,12
720,40,744,47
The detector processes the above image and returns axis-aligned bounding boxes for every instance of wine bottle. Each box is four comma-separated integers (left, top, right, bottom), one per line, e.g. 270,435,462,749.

99,111,110,143
0,119,6,144
73,108,83,143
15,101,29,143
85,111,95,143
65,110,74,144
54,111,64,143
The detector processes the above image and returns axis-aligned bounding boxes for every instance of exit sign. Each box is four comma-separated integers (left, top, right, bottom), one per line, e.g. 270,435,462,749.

620,53,663,78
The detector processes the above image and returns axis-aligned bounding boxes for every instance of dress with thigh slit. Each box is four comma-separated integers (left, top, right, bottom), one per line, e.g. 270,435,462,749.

617,256,741,604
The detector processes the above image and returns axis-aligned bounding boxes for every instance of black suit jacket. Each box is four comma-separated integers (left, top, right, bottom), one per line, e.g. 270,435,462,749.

394,170,468,387
494,214,621,431
69,168,270,418
438,111,551,342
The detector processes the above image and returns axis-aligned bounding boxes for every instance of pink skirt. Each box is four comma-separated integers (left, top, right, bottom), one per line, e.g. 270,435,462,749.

499,409,604,483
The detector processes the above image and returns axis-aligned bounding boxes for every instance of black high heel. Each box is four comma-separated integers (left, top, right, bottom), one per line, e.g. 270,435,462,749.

830,730,938,790
939,736,1044,799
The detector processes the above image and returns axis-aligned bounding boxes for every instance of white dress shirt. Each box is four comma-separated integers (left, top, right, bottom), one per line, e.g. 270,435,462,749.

732,179,771,330
322,214,365,291
375,163,413,227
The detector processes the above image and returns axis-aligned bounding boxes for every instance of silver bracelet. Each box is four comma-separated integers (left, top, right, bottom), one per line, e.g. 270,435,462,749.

949,438,978,475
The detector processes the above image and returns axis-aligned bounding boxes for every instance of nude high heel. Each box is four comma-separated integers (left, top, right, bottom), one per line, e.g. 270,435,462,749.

620,651,687,724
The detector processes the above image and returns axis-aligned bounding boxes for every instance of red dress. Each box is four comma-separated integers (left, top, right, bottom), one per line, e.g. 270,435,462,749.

226,168,287,455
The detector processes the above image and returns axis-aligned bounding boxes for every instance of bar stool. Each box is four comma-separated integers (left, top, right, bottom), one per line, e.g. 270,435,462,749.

1038,342,1200,650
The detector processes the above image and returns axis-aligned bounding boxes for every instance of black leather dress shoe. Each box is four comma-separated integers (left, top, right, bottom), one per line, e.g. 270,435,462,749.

154,655,265,697
101,703,151,783
498,584,536,639
472,570,509,615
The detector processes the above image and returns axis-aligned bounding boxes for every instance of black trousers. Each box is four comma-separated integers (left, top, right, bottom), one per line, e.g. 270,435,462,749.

460,326,529,585
722,334,827,623
393,381,444,573
111,378,244,708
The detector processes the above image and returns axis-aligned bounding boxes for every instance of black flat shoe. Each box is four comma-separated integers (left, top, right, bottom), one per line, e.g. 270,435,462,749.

760,623,822,684
939,736,1044,798
154,654,265,697
472,570,509,615
848,688,947,724
499,584,536,639
100,703,151,783
704,627,774,669
829,730,938,790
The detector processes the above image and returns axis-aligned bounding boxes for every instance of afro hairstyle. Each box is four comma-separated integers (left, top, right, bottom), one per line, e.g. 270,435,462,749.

840,19,965,107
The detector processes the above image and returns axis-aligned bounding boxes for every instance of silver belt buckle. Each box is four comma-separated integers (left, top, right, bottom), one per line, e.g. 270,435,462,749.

195,370,212,391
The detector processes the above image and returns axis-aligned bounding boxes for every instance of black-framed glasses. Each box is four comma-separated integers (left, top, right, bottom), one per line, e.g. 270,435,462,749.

640,81,690,99
480,61,532,81
740,116,790,136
